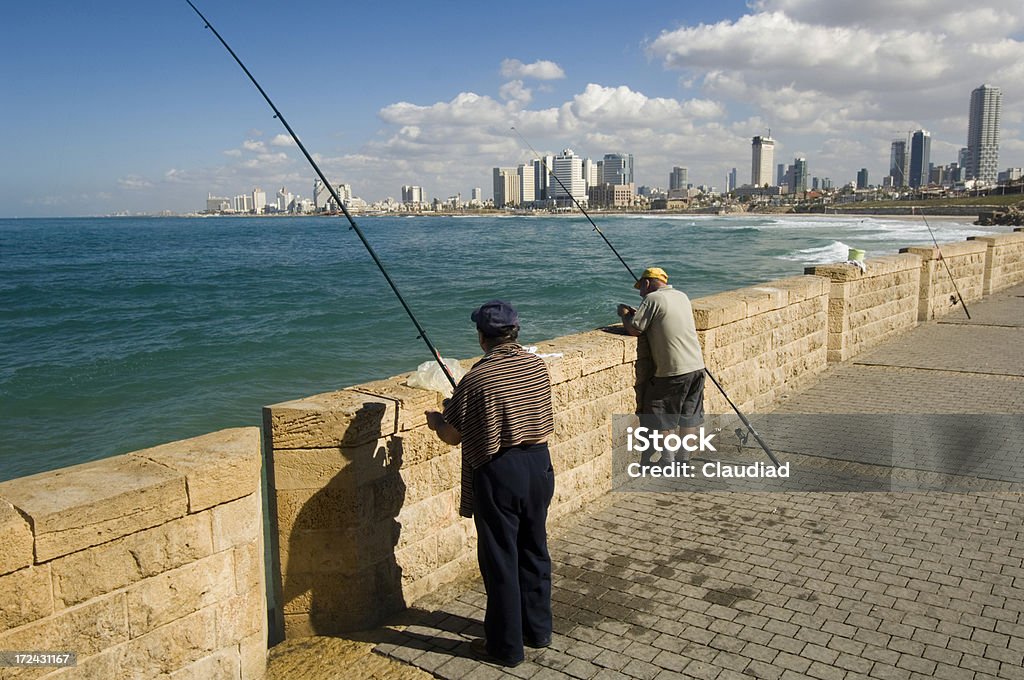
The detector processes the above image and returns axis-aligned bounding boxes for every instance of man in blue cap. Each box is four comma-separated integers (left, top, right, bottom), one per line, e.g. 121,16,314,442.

617,267,706,463
425,300,555,667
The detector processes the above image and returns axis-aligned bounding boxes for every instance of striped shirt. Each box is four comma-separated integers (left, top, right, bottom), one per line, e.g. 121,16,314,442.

443,343,554,517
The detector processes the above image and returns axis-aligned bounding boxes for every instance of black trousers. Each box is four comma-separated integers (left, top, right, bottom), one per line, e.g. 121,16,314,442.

472,442,555,664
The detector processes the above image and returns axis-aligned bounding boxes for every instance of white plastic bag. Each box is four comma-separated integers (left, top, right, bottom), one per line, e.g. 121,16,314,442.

406,358,466,397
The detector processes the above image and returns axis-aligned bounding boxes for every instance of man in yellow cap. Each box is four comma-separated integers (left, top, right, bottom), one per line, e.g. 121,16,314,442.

616,267,705,463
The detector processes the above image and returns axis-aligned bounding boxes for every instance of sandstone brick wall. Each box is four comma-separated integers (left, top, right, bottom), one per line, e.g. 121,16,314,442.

0,429,266,679
806,254,922,363
264,330,637,638
901,240,987,321
693,275,830,412
968,231,1024,294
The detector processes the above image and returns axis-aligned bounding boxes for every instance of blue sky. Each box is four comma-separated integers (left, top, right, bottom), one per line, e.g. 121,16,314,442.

2,0,1022,216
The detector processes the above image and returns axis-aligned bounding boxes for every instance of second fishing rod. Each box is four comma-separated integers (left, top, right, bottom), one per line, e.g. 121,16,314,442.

511,128,781,468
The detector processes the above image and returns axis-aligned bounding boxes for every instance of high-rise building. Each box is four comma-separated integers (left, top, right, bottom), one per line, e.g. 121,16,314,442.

857,169,869,190
789,158,807,195
890,140,908,187
777,163,785,187
533,156,553,201
909,130,931,188
966,84,1001,185
551,149,587,207
518,164,536,203
252,187,266,214
751,135,775,187
602,154,634,185
492,168,520,207
727,168,737,192
584,158,600,188
669,167,688,191
401,185,424,205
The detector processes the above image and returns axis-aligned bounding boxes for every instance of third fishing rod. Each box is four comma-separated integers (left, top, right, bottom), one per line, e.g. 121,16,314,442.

511,127,781,467
186,0,456,388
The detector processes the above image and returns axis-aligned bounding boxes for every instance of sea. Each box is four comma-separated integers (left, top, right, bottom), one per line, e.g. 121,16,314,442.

0,213,1009,481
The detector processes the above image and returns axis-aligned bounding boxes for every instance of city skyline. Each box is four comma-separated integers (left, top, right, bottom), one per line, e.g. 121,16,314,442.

3,1,1023,217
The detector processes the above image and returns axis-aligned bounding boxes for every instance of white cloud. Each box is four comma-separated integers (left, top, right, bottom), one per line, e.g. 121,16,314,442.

117,175,153,190
499,79,532,106
242,139,266,152
500,58,566,81
270,134,296,147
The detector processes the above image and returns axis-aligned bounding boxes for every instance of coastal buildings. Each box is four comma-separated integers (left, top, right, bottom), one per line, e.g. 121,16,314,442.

492,167,520,208
790,158,808,195
751,135,775,187
909,130,931,189
401,185,424,206
967,84,1001,185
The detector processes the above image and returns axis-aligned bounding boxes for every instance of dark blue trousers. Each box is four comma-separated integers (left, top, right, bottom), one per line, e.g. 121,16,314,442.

472,443,555,664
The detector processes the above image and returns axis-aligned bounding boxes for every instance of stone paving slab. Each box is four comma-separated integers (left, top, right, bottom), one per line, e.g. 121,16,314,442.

937,284,1024,327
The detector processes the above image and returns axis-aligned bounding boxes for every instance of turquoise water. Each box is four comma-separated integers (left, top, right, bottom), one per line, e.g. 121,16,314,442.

0,214,1004,481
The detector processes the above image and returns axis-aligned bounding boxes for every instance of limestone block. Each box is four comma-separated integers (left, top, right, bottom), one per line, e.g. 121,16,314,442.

125,550,236,636
271,439,396,492
691,291,747,330
264,390,396,450
405,551,478,607
395,491,457,551
0,499,32,576
240,630,268,679
902,240,987,260
550,428,611,473
0,456,187,563
353,374,444,432
278,528,357,576
399,449,458,509
552,363,635,410
275,482,375,535
118,608,217,677
806,262,863,282
0,566,52,632
167,648,240,680
212,492,262,552
215,585,266,648
769,275,829,303
0,591,129,659
395,534,438,582
50,511,214,609
233,541,264,595
394,427,455,468
279,569,383,631
435,521,472,567
530,340,584,384
569,333,628,376
135,428,261,512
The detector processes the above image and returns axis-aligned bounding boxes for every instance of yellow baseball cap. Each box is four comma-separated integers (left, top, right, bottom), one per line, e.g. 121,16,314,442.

634,267,669,289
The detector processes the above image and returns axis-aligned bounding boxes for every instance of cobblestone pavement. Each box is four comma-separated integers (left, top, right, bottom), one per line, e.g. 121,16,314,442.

286,284,1024,679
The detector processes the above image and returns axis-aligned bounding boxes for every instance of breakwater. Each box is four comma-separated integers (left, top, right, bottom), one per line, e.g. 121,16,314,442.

0,228,1021,678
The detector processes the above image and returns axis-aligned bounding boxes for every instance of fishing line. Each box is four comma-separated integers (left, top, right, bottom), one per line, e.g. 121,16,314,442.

915,207,972,319
510,128,781,467
185,0,456,388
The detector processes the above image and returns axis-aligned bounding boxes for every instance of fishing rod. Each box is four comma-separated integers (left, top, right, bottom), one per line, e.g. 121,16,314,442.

185,0,456,388
914,207,971,319
510,128,781,467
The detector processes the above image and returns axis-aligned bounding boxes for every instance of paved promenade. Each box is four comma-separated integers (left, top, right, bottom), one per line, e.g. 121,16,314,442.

269,283,1024,679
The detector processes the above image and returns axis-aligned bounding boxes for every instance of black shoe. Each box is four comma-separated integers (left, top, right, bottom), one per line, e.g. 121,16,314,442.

524,636,551,649
469,638,523,667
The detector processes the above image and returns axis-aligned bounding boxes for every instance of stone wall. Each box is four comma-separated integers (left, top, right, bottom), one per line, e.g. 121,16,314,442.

692,275,830,412
264,330,639,638
0,429,266,679
901,240,987,321
969,231,1024,294
806,254,922,363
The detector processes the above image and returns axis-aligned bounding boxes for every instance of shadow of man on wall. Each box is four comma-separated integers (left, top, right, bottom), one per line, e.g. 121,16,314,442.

276,402,408,637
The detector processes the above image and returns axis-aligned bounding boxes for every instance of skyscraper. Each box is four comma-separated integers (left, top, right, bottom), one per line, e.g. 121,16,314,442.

966,84,1001,185
751,135,775,187
492,168,519,207
790,158,807,195
909,130,931,189
727,168,737,192
602,153,634,185
890,140,908,188
857,169,869,190
669,167,688,191
552,149,587,207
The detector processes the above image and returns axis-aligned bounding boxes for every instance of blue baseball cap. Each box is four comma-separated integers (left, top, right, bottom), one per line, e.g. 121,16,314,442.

471,300,519,337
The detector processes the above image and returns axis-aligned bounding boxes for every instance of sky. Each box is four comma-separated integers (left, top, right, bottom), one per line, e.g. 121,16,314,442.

2,0,1023,217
